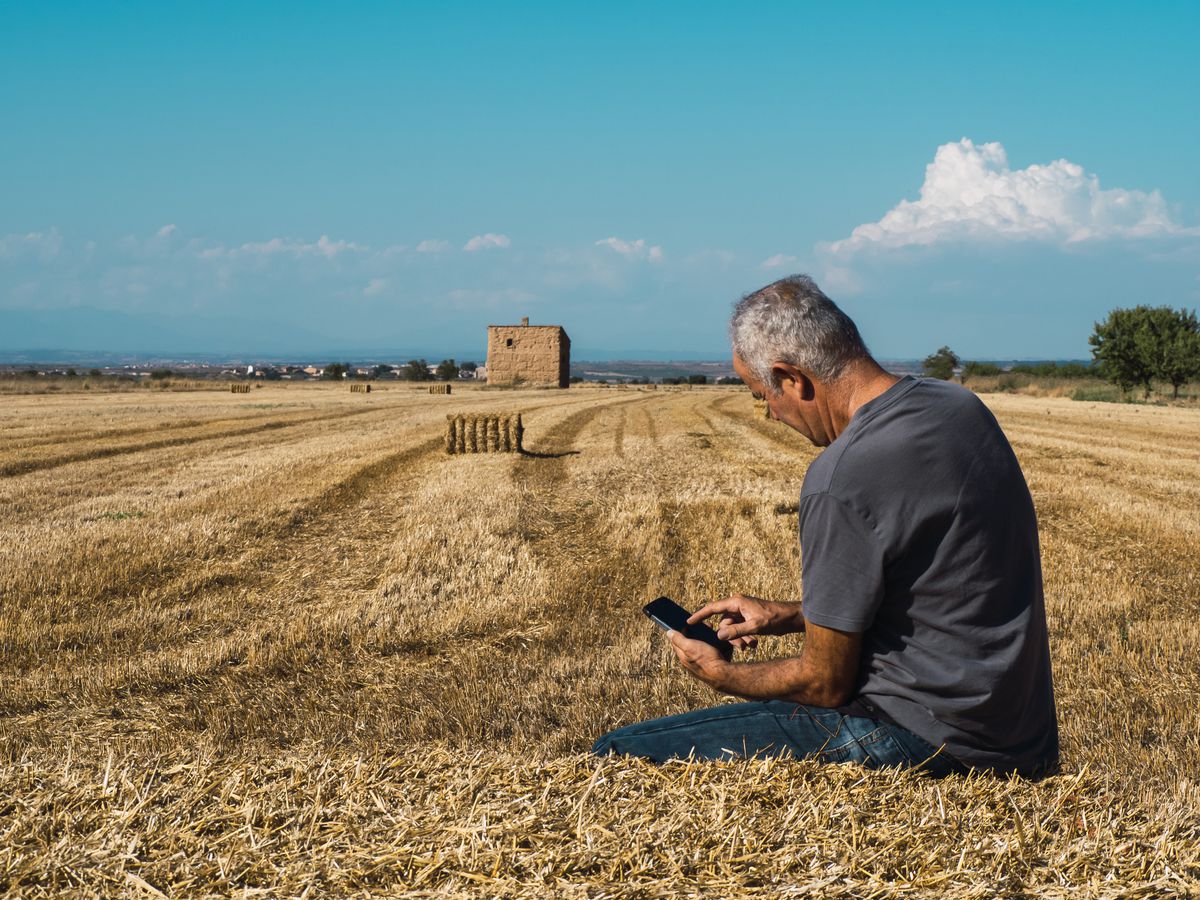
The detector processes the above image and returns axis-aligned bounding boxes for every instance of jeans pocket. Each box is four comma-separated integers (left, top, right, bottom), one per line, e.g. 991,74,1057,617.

857,727,914,769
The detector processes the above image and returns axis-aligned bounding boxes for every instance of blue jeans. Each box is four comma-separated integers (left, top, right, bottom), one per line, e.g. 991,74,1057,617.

592,701,965,777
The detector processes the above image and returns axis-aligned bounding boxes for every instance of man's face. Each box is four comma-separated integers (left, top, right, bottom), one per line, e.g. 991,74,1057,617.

732,351,830,447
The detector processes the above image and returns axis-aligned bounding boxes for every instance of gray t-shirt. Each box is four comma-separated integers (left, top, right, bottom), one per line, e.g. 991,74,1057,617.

800,376,1058,775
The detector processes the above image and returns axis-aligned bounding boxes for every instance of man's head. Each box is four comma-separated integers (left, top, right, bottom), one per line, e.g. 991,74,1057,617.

730,274,869,393
730,275,875,446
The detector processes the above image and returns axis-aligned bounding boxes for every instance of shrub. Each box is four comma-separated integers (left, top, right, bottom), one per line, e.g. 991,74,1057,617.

962,361,1002,382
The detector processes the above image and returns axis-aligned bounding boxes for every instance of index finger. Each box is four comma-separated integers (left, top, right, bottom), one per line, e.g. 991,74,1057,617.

687,598,740,624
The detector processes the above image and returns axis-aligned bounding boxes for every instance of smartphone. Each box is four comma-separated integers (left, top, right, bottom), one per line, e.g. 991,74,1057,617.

643,596,734,661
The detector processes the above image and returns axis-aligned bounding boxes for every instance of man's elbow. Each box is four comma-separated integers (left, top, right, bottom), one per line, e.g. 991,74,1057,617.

787,678,853,708
813,682,853,708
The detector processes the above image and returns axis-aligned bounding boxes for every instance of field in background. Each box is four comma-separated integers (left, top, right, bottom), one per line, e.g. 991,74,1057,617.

1,383,1198,895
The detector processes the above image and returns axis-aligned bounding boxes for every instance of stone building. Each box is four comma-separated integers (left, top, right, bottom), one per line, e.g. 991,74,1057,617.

486,317,570,388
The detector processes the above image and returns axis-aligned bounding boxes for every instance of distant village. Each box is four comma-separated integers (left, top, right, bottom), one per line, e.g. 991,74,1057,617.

0,317,746,385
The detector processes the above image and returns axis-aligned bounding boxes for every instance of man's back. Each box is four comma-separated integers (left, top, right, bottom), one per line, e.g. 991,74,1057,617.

800,376,1059,774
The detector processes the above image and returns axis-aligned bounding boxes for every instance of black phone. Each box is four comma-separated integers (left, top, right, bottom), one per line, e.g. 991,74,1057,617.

643,596,734,661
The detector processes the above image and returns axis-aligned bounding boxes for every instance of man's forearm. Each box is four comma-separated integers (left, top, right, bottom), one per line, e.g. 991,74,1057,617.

711,655,849,707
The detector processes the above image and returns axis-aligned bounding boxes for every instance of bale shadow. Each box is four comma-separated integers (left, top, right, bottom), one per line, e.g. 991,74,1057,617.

518,448,581,460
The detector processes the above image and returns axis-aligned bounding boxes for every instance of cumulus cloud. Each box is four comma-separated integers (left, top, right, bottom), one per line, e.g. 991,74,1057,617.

363,277,389,297
416,239,449,253
463,233,511,252
594,237,663,261
827,139,1194,256
156,224,178,238
760,253,798,270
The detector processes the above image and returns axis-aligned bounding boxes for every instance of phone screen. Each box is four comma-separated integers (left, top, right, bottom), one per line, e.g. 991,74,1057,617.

643,596,733,661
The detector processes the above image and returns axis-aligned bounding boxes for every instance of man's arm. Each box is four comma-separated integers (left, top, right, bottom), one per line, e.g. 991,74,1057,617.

668,619,861,708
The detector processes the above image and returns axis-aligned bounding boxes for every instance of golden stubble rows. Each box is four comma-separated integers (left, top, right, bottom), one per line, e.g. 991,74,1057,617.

0,383,1197,895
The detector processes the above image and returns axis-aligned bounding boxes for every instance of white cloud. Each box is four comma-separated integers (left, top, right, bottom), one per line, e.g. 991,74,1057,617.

760,253,798,270
463,233,511,252
202,234,366,260
416,239,449,253
0,228,63,261
363,277,389,297
156,224,178,238
594,236,664,261
827,139,1195,256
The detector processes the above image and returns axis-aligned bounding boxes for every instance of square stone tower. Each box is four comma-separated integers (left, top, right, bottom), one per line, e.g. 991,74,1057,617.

486,317,570,388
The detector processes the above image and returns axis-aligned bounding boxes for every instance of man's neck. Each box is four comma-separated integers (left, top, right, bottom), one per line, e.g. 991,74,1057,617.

826,359,901,438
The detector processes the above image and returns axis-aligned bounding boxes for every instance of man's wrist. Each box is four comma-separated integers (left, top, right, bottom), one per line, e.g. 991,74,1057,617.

778,600,805,633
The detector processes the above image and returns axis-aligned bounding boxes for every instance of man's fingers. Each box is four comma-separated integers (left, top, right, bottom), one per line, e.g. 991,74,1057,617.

716,620,758,640
687,599,738,624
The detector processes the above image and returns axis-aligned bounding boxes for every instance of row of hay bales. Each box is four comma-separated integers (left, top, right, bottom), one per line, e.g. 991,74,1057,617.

350,383,372,394
429,384,452,395
230,383,252,394
446,413,522,454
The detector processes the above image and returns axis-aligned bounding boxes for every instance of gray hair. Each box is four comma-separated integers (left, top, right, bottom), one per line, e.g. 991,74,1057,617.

730,274,870,393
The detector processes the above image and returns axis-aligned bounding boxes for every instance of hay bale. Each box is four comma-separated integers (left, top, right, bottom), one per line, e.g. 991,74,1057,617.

445,413,523,454
429,384,452,395
230,383,251,394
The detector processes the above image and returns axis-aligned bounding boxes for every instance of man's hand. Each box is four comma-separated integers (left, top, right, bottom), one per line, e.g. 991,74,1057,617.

667,629,731,690
688,593,804,650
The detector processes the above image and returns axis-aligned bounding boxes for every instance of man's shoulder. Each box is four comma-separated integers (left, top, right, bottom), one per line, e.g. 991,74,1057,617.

801,378,994,499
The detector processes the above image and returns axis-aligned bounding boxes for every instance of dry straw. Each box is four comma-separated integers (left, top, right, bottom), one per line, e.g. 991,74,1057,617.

429,384,452,395
349,383,372,394
445,412,522,453
1,746,1197,896
230,383,251,394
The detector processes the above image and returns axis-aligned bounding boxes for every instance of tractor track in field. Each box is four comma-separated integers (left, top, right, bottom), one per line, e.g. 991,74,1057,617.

0,432,451,716
0,404,398,478
713,394,812,455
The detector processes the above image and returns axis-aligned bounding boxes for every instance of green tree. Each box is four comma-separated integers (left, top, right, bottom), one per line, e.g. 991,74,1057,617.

1088,306,1200,398
435,358,458,381
687,374,708,385
323,363,350,380
403,359,431,381
371,364,392,379
458,360,478,377
1144,308,1200,399
922,346,959,380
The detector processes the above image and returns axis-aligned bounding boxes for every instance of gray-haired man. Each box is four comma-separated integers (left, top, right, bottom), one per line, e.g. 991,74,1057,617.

593,275,1058,777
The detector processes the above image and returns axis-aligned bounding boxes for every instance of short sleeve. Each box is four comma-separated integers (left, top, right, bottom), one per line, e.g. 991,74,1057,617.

800,492,885,632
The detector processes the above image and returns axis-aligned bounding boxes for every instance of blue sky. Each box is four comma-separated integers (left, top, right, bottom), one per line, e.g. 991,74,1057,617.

2,2,1198,359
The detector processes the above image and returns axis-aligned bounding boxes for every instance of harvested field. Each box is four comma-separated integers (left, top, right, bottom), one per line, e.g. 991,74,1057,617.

0,383,1198,896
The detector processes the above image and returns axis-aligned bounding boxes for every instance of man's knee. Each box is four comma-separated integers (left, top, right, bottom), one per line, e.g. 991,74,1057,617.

591,731,617,757
592,722,642,758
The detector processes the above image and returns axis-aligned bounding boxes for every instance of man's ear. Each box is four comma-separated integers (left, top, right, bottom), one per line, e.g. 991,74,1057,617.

771,362,816,401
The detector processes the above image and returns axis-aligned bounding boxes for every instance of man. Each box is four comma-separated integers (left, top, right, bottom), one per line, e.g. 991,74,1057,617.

593,275,1058,777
